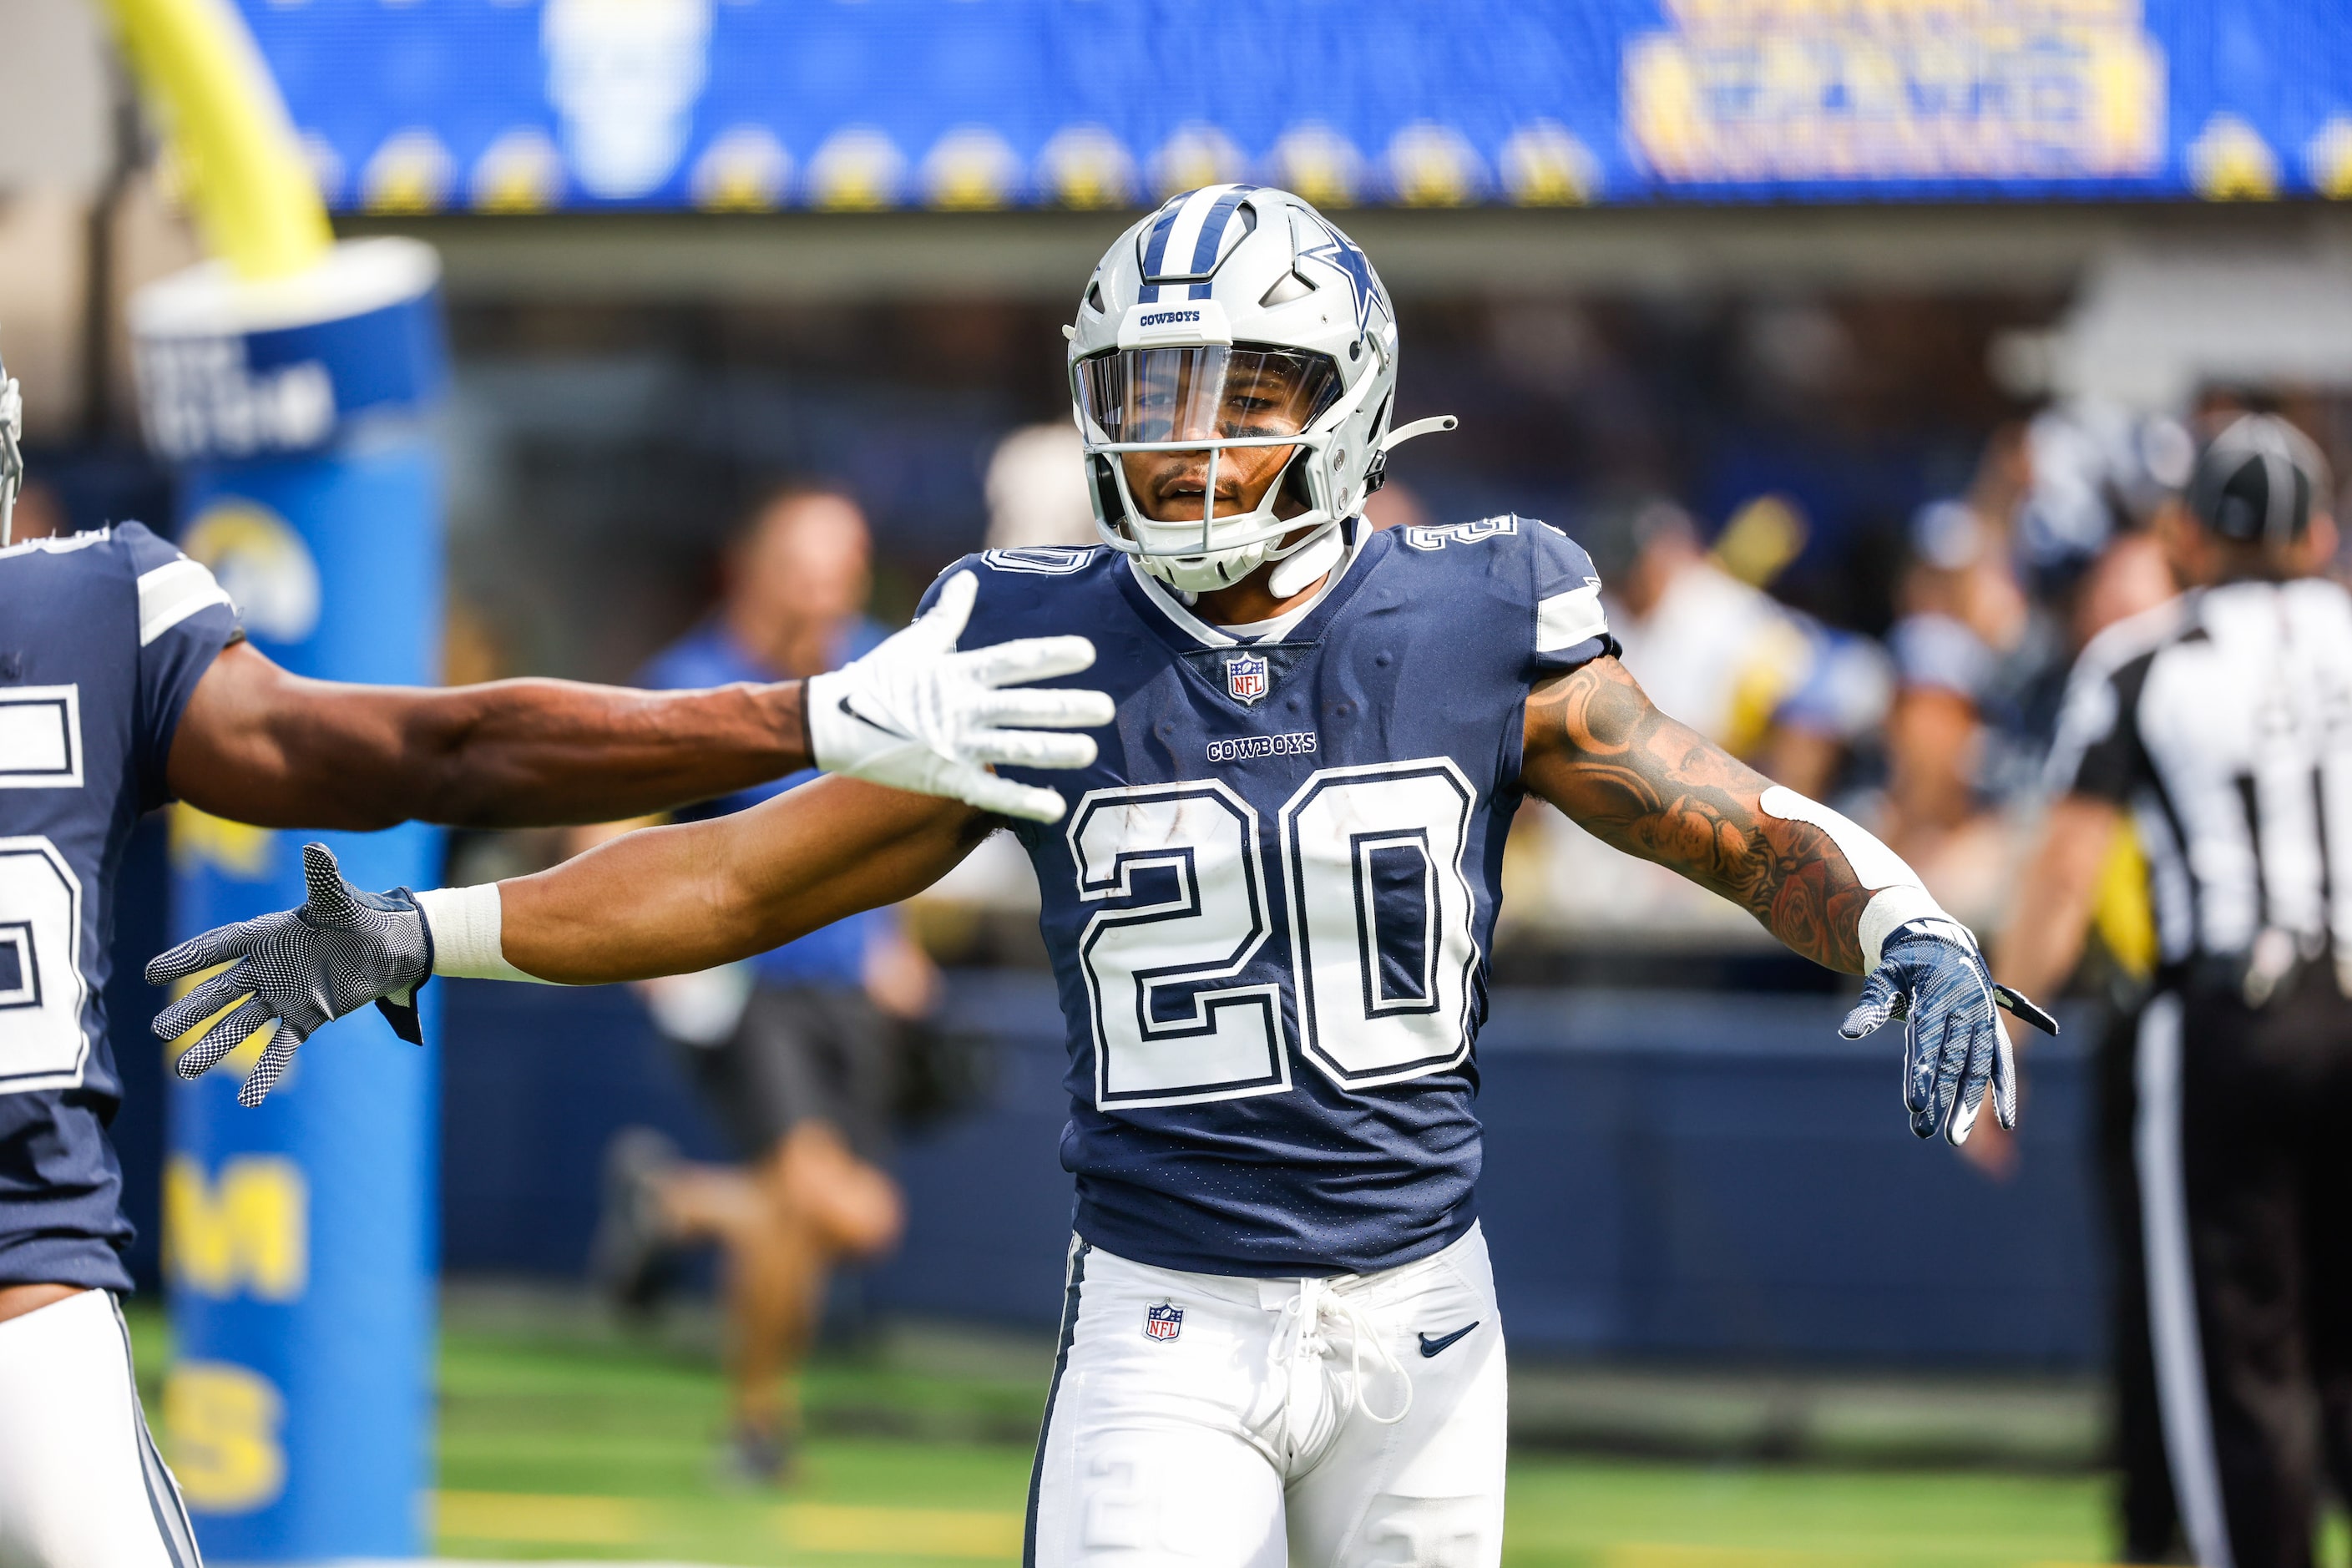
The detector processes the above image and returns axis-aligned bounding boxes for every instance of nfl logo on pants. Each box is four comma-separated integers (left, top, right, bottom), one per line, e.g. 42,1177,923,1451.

1144,1302,1183,1342
1226,653,1268,704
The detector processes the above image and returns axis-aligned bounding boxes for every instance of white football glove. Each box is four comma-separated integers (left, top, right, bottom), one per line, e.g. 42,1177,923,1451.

806,569,1114,822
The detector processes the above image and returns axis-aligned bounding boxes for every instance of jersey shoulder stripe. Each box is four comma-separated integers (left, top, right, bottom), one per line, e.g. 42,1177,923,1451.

1537,581,1606,652
136,558,234,646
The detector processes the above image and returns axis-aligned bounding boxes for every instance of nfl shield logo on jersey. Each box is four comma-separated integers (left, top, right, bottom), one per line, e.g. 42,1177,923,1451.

1144,1302,1183,1342
1225,653,1269,705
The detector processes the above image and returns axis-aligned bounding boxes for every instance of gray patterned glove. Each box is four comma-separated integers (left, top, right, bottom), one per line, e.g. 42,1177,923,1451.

1839,918,2057,1145
147,842,433,1107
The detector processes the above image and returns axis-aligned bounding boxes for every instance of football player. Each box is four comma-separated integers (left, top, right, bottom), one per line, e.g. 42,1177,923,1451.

0,347,1111,1568
158,187,2055,1568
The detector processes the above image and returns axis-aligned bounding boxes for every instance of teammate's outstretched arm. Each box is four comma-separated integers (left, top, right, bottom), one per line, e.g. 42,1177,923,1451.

1520,655,2056,1144
152,781,988,1105
168,570,1109,829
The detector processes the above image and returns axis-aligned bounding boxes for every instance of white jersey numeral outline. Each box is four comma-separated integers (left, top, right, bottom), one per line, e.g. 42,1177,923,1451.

1069,760,1479,1107
0,836,91,1095
1070,781,1289,1110
1282,760,1479,1088
982,547,1100,575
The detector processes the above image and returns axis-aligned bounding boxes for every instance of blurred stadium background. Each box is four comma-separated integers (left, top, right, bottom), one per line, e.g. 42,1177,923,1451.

8,0,2352,1561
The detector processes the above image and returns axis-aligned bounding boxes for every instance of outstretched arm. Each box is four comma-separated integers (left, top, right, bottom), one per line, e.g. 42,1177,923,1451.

1520,655,1871,970
167,569,1111,830
1520,655,2054,1144
169,640,811,830
150,780,992,1105
498,779,990,983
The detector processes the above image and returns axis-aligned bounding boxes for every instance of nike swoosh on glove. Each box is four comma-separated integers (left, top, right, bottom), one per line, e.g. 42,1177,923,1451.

807,569,1117,823
146,842,433,1108
1838,918,2058,1145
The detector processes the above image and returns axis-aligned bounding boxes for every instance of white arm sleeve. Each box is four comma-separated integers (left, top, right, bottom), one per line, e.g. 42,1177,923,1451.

415,883,555,984
1757,785,1955,970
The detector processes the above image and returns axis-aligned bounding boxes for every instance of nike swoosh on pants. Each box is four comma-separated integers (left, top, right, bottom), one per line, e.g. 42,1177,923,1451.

1418,1322,1478,1358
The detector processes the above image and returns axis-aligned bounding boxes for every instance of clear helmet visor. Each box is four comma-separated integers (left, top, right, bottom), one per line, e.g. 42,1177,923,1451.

1073,346,1350,589
1075,346,1341,451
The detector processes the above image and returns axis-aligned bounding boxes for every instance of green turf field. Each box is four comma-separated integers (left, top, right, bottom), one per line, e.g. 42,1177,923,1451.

124,1295,2344,1567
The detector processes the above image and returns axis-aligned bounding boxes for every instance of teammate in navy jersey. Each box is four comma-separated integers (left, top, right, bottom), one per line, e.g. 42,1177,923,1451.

0,353,1110,1568
167,188,2054,1568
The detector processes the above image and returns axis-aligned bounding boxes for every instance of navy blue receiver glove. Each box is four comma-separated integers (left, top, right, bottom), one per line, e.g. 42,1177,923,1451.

147,842,432,1108
1839,918,2058,1145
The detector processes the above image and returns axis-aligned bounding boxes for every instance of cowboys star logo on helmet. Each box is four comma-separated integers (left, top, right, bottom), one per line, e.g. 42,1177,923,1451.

1068,185,1455,596
1297,219,1384,338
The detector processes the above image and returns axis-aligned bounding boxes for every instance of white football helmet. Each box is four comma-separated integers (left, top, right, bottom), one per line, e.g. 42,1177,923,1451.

1067,185,1454,594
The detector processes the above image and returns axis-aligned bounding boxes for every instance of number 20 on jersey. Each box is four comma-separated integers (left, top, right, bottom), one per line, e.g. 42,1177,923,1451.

1070,759,1479,1109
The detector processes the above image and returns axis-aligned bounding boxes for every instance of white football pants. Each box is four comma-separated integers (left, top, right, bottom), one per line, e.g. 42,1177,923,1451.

1025,1223,1506,1568
0,1288,202,1568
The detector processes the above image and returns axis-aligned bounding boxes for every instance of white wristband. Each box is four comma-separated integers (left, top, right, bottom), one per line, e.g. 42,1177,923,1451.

415,884,553,984
1758,785,1955,971
1859,885,1957,973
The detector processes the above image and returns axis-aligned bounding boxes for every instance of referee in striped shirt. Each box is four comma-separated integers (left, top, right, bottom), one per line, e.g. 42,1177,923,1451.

1996,413,2352,1568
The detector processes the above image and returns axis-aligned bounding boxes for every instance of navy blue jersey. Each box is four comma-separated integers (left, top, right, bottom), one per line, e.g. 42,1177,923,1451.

0,524,240,1289
923,518,1612,1277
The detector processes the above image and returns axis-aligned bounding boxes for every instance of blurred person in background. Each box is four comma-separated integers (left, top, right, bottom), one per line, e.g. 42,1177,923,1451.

986,422,1099,551
1990,414,2352,1568
1611,500,1889,799
1880,492,2043,918
585,484,940,1485
1884,409,2192,920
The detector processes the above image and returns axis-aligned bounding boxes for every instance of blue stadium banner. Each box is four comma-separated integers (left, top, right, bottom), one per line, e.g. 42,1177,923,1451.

134,237,448,1562
238,0,2352,215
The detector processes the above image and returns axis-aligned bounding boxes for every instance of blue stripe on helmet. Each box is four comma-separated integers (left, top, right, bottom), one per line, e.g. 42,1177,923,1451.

1186,185,1257,278
1139,200,1185,281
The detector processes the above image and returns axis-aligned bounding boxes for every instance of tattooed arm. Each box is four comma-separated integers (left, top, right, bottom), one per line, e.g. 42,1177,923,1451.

1519,654,2056,1144
1519,655,1869,971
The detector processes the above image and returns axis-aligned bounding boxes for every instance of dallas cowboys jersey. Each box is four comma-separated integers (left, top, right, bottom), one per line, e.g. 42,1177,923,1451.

0,524,239,1289
927,517,1612,1277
